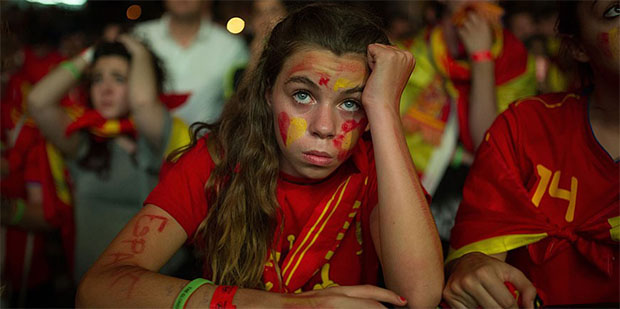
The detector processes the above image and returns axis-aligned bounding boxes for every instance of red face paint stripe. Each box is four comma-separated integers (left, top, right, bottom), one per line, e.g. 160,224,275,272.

278,112,290,145
599,32,611,57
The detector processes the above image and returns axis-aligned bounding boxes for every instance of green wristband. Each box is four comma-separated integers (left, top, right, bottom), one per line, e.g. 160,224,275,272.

60,61,81,80
451,146,464,168
10,199,26,225
173,278,213,309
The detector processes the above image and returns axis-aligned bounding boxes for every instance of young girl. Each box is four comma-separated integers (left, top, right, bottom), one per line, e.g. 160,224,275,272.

443,0,619,307
77,4,443,307
27,36,190,283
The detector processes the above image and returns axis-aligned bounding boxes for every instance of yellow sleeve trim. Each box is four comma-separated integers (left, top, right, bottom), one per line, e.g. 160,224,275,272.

446,233,548,264
608,216,620,241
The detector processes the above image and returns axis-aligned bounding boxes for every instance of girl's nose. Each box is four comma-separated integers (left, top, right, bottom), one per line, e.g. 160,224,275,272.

308,104,337,139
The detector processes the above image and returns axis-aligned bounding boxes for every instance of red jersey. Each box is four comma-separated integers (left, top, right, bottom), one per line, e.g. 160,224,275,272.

447,92,619,305
145,134,380,292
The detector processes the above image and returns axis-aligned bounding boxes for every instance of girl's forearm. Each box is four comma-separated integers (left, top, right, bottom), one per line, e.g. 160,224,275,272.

77,265,288,308
367,107,444,307
77,265,188,307
126,47,167,149
469,60,497,149
28,56,87,113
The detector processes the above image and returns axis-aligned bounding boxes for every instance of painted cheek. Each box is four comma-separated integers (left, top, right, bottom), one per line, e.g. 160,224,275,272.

609,28,619,57
599,32,611,57
599,28,619,58
286,117,307,147
333,118,366,161
278,112,290,146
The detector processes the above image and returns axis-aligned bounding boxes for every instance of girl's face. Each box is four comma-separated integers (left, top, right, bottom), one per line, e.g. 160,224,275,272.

268,48,369,180
90,55,130,119
576,0,620,77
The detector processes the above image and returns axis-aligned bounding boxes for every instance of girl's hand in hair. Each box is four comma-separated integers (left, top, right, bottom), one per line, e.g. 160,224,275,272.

291,285,407,308
362,43,415,115
117,34,149,58
457,12,494,56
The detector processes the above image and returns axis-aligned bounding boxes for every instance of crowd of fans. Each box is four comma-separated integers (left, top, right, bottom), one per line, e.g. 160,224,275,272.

1,0,617,308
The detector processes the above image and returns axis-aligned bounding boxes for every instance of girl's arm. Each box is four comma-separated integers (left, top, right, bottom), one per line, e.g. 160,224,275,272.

117,35,169,150
27,55,89,158
458,13,497,149
363,43,444,307
77,204,406,307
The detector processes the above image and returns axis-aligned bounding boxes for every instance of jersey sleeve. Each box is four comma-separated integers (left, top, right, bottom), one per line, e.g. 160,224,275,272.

144,137,214,241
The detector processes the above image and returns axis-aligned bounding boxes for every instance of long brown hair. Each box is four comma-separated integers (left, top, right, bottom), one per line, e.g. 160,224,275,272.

181,3,390,288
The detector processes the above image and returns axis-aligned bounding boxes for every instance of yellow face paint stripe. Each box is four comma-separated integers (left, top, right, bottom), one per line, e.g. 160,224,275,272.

332,78,357,91
281,179,347,276
284,177,351,286
286,117,307,147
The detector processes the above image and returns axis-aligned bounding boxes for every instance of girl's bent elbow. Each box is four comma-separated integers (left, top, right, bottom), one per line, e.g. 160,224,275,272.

75,270,99,307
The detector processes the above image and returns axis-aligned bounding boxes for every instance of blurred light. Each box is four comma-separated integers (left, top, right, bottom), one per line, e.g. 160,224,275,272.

25,0,86,6
126,4,142,20
226,17,245,35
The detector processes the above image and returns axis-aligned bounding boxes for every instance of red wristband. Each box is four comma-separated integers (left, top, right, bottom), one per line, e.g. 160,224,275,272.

210,285,238,309
471,50,493,62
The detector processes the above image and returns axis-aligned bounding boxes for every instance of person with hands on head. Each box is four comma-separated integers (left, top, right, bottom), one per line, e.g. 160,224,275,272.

443,0,619,307
77,3,444,308
27,34,190,283
396,1,536,199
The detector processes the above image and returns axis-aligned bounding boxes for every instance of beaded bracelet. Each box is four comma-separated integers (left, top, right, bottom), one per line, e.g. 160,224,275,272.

173,278,213,309
210,285,238,309
471,50,493,63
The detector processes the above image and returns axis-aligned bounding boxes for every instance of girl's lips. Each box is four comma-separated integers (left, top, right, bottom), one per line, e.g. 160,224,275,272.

303,151,334,166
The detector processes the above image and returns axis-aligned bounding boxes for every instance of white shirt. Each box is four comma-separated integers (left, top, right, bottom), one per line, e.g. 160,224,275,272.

134,14,249,125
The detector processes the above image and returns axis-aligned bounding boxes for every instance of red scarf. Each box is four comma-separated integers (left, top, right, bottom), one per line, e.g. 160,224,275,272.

262,137,372,292
65,110,136,141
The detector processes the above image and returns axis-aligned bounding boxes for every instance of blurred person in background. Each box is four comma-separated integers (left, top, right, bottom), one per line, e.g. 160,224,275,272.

0,9,87,306
444,0,619,306
26,35,190,285
133,0,249,126
395,0,537,251
504,1,573,94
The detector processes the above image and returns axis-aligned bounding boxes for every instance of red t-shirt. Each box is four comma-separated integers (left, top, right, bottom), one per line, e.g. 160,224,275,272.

449,92,619,305
145,135,380,292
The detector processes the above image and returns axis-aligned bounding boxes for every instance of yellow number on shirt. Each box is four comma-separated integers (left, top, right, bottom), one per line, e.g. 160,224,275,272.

531,164,578,222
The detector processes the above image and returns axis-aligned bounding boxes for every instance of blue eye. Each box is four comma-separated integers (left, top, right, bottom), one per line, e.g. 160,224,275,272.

340,100,360,112
604,5,620,18
293,91,312,104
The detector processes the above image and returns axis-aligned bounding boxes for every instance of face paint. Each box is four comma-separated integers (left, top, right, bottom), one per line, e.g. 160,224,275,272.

319,75,330,86
332,78,359,91
599,32,611,57
333,119,366,160
278,112,308,147
278,112,290,146
609,28,619,58
286,116,307,147
599,27,619,58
